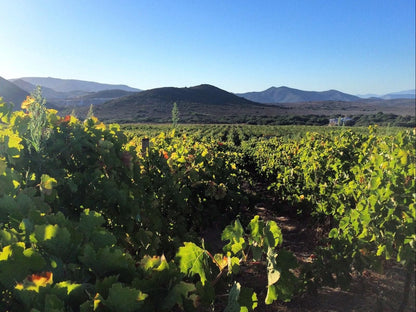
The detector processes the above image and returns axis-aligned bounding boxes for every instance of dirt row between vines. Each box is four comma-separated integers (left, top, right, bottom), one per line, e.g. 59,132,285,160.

202,182,415,312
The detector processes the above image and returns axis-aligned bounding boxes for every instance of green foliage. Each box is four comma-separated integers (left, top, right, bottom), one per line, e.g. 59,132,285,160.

225,282,258,312
177,242,210,286
241,124,415,295
86,104,94,119
22,86,50,152
176,216,299,306
1,95,414,311
172,102,179,127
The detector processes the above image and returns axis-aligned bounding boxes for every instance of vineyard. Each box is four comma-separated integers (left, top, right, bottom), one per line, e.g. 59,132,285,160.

0,91,415,311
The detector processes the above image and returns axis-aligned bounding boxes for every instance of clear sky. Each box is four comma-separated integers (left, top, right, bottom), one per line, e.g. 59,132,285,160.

0,0,414,95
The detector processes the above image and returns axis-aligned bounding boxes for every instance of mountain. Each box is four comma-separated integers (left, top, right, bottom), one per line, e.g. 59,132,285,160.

357,90,415,99
10,77,140,107
80,89,136,100
56,89,137,107
237,86,361,103
0,76,29,106
12,78,68,99
64,84,414,124
69,84,273,123
126,84,258,106
381,90,415,100
10,77,140,93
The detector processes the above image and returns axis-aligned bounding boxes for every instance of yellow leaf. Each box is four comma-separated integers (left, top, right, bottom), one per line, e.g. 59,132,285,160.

21,96,35,110
40,174,57,195
12,180,20,189
8,133,23,150
95,122,106,130
30,272,53,287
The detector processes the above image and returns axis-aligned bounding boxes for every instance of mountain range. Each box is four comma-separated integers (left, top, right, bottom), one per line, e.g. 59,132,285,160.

7,77,139,107
358,90,416,100
0,76,414,124
237,86,361,103
10,77,140,93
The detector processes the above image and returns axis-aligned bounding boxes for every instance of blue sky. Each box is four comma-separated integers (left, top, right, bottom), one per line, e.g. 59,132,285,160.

1,0,414,94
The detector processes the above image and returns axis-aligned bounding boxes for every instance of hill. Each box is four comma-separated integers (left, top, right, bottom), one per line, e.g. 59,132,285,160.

11,77,140,93
63,84,415,125
56,89,137,107
68,84,275,123
237,86,361,103
129,84,259,106
0,76,29,107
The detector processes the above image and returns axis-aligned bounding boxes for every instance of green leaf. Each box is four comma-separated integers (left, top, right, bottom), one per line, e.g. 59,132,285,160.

44,293,64,310
265,248,298,304
176,242,209,285
95,276,120,299
238,286,258,312
225,282,241,312
0,243,46,288
328,228,338,238
31,224,72,258
264,221,282,248
0,157,6,175
104,283,147,312
227,254,240,274
79,209,105,231
266,247,281,286
225,282,258,312
248,215,264,245
222,219,246,255
162,281,196,310
79,245,135,278
265,284,278,305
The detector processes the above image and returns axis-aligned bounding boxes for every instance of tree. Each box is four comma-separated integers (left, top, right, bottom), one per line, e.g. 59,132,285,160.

172,102,179,127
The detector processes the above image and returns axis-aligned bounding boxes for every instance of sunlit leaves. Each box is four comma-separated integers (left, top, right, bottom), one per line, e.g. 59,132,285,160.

176,242,210,285
15,272,53,292
21,96,35,111
103,283,147,312
222,219,246,255
39,174,57,196
0,243,46,288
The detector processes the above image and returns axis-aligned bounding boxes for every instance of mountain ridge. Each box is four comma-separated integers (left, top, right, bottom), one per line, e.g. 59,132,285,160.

237,86,361,103
0,76,29,106
357,89,415,99
10,77,140,93
61,84,415,124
